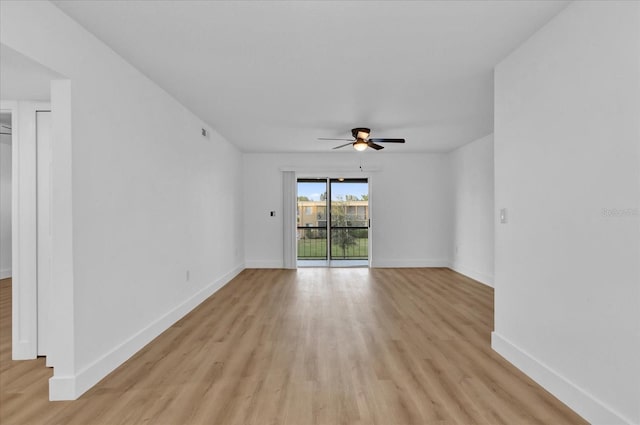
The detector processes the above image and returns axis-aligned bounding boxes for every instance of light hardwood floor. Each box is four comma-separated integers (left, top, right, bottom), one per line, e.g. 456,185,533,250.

0,270,586,425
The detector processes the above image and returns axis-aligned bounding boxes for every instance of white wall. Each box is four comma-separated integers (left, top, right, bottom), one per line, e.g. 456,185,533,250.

0,129,10,279
244,152,452,268
493,2,639,424
450,133,494,286
1,1,244,399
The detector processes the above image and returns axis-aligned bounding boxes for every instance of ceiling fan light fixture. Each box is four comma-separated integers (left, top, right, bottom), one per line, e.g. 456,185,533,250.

353,139,368,151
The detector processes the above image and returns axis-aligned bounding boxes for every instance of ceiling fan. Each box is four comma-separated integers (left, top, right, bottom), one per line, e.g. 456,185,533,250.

318,127,405,151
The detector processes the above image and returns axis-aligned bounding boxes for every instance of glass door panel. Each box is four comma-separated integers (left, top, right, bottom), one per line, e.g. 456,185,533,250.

330,179,368,260
297,179,328,260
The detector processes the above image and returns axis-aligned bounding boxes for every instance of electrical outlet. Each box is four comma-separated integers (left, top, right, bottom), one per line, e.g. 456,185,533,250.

500,208,508,224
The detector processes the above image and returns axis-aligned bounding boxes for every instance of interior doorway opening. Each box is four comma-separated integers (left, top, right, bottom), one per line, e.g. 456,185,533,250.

297,178,369,268
0,112,12,281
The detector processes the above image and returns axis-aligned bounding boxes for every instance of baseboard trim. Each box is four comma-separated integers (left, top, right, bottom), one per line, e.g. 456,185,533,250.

0,268,11,279
49,263,245,401
246,259,453,269
491,332,633,425
245,260,284,269
49,375,75,401
449,263,494,287
372,259,450,268
12,340,37,360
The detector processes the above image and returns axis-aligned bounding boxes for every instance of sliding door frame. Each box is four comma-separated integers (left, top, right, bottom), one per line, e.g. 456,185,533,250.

295,173,373,267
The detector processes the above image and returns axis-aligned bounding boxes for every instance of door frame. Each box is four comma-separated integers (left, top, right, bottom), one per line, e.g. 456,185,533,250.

295,172,373,267
36,110,52,359
4,95,72,373
2,100,50,359
2,81,74,399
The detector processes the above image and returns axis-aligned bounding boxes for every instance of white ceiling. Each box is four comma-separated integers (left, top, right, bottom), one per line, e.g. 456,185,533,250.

52,0,568,153
0,44,61,101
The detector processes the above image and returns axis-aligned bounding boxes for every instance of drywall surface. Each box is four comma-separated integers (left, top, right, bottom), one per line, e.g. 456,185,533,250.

450,134,494,286
1,1,244,399
494,1,639,423
0,132,10,278
243,152,453,268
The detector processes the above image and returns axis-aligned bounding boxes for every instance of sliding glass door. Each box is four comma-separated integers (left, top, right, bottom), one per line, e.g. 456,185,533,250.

297,178,369,265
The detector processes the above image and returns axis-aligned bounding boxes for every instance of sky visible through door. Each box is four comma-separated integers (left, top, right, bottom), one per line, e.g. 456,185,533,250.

298,182,367,201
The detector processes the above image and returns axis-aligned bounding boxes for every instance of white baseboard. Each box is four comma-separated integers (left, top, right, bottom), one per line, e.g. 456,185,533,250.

49,375,76,401
49,263,245,401
12,341,37,360
0,268,11,279
449,262,494,287
491,332,633,425
245,260,284,269
372,258,450,268
246,259,453,269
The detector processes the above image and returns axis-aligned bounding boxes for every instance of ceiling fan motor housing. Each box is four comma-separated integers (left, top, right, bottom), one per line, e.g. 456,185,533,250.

351,127,371,139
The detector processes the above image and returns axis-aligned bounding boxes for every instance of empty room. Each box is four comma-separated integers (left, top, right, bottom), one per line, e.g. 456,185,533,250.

0,1,638,424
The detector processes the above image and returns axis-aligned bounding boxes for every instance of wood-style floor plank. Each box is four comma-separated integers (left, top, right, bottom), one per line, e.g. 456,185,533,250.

0,270,587,425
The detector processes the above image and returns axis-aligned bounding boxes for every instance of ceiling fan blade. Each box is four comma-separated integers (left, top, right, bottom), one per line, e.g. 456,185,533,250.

332,142,353,150
368,138,405,143
318,138,354,141
367,141,384,150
